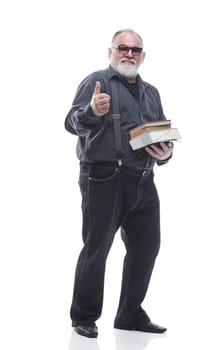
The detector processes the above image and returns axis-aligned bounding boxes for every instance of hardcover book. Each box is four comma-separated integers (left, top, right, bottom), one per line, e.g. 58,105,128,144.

129,120,181,150
129,120,172,139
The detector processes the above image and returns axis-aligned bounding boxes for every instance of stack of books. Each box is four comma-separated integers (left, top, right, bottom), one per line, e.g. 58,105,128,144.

129,120,181,150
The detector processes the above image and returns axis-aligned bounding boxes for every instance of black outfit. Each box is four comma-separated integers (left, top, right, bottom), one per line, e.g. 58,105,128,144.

65,65,171,329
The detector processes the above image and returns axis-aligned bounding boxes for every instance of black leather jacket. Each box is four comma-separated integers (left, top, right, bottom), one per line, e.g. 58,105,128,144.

65,65,170,170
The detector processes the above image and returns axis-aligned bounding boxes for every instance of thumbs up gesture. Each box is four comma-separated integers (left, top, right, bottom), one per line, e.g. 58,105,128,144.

90,81,111,117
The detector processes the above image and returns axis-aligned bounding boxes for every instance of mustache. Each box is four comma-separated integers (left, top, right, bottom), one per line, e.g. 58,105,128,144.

120,58,136,64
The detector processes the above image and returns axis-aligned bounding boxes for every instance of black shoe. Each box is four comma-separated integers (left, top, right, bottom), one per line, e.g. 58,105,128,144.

74,324,98,338
114,321,167,334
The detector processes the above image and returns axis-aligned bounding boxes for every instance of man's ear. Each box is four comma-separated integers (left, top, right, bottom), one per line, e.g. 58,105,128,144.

141,51,146,63
108,47,112,59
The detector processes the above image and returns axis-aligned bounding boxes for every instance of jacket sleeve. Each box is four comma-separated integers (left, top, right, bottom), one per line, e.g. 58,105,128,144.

64,78,102,136
154,87,173,166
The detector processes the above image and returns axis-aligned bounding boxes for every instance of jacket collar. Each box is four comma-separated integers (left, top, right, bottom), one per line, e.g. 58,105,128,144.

105,65,146,98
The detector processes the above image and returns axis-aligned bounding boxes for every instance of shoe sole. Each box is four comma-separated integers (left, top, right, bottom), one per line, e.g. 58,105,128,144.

114,325,167,334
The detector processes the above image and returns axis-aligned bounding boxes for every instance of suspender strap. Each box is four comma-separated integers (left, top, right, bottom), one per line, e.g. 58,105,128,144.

110,79,123,165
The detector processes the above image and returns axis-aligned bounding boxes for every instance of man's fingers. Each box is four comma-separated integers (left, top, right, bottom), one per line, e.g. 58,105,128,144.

145,142,173,160
93,81,101,96
91,80,111,116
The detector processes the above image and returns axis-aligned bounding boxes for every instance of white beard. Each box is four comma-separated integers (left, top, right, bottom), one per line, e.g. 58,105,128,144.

115,62,138,79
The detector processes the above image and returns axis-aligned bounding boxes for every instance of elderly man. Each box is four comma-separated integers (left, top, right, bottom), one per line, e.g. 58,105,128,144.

65,28,173,338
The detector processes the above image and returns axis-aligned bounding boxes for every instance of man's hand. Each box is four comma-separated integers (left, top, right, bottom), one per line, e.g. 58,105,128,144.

145,142,173,161
90,81,111,117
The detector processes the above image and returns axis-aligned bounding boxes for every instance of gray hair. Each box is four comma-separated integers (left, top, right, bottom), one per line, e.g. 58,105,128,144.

111,29,144,47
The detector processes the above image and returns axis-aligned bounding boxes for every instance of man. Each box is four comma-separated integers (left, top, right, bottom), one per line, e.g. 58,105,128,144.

65,28,173,338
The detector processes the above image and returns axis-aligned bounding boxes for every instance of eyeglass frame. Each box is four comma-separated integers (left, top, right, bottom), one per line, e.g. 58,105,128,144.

111,44,143,56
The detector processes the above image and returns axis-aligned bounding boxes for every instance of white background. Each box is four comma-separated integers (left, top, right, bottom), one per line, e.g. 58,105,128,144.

1,0,224,349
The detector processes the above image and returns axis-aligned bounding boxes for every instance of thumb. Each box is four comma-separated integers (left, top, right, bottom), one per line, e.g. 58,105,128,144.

93,81,101,95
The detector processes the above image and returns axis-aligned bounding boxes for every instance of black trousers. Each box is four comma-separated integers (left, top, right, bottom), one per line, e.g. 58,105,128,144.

70,163,161,327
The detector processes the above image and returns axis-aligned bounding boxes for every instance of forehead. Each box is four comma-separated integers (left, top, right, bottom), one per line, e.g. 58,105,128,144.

113,32,142,47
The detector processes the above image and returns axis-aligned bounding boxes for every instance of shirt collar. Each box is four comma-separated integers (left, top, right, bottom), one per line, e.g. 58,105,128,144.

106,65,146,96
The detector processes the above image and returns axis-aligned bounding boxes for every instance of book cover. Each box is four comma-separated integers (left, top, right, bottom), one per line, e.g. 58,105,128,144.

129,120,171,139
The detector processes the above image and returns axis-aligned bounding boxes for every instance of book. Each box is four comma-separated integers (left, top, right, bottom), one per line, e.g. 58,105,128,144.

129,121,181,150
129,120,172,139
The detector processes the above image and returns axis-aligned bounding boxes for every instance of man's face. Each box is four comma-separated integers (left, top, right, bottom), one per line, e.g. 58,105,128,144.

108,32,145,81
